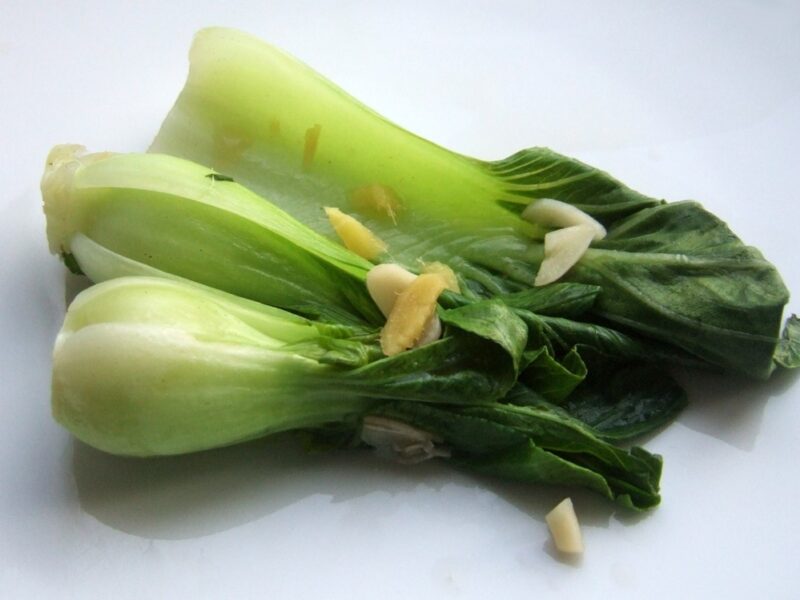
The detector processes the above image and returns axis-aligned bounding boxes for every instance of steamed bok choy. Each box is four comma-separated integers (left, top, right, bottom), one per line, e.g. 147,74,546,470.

150,27,796,378
40,27,800,516
42,146,696,432
52,276,663,508
52,276,528,455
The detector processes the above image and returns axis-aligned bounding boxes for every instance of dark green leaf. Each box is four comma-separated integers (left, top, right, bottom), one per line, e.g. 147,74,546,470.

439,299,528,372
521,347,587,403
490,146,662,224
370,400,661,509
570,201,789,378
563,365,688,442
496,283,600,318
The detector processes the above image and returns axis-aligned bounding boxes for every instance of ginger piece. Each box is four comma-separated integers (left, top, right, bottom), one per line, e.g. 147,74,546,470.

380,273,446,356
324,207,387,261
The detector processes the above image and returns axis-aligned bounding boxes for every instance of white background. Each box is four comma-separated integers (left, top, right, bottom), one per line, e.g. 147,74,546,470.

2,1,799,598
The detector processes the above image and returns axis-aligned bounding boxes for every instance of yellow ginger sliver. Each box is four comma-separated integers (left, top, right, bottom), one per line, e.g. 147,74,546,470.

380,273,446,356
324,206,387,261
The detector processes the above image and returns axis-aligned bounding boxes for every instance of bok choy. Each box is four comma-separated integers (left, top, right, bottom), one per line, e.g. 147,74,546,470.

53,276,663,508
42,144,380,326
150,27,794,378
40,27,800,516
53,276,526,455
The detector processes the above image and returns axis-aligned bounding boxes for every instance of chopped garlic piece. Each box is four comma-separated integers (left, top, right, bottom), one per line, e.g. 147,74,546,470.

522,198,606,241
361,415,450,464
366,263,418,317
351,183,403,223
534,224,595,286
324,206,387,261
380,273,446,356
421,261,460,293
545,497,584,554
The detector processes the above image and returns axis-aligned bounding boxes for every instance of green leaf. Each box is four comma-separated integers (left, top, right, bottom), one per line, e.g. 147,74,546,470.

562,365,688,442
573,201,789,378
439,299,528,372
521,347,587,403
490,147,662,224
517,310,708,371
370,400,662,509
494,282,600,318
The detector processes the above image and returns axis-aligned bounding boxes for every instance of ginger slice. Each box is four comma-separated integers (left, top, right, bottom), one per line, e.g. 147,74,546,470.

380,273,447,356
324,207,387,261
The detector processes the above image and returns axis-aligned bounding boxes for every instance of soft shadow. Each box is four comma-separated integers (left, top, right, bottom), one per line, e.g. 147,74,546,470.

672,367,799,451
73,434,458,540
74,435,656,541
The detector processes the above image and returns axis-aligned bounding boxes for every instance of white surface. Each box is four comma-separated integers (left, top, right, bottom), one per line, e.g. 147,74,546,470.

2,1,799,598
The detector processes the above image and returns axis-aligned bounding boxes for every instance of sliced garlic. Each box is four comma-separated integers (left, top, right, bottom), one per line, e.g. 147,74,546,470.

522,198,606,241
534,224,595,286
324,206,387,261
545,497,584,554
380,273,447,356
366,263,418,317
